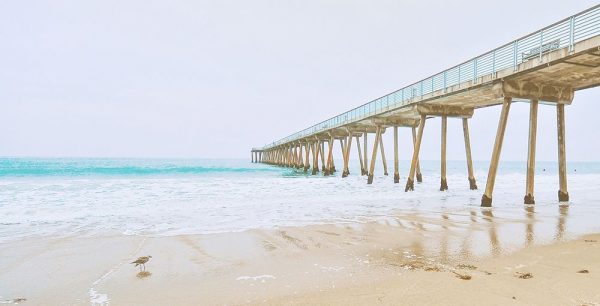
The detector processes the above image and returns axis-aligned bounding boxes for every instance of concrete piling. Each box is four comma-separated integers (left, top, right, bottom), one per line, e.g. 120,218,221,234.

524,99,539,204
367,126,382,184
557,104,569,202
440,116,448,191
406,115,426,191
393,126,400,184
481,97,512,207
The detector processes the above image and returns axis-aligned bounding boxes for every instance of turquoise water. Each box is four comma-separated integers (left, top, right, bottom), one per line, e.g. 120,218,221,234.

0,158,280,177
1,158,599,243
2,158,600,178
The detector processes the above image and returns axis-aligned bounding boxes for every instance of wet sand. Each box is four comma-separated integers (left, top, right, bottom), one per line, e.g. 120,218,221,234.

1,205,599,305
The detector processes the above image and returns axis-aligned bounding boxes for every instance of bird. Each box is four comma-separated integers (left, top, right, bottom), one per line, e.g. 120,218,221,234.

131,255,152,271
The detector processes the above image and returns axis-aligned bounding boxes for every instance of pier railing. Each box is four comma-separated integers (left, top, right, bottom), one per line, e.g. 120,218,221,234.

263,5,600,149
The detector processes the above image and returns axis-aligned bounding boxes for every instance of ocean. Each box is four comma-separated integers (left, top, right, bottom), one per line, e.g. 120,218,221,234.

1,158,599,244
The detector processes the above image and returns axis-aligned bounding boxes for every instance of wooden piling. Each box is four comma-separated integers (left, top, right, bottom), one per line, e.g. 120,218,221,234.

524,99,538,204
406,115,426,191
481,97,512,207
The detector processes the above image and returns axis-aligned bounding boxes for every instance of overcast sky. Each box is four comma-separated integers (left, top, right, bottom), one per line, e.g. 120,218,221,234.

1,0,598,160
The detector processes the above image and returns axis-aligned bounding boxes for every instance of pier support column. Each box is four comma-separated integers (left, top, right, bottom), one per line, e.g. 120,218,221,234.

363,132,368,175
297,145,302,169
462,118,477,190
524,99,538,204
481,97,512,207
557,104,569,202
356,135,365,175
368,126,382,184
312,141,319,175
406,115,426,191
412,127,423,182
394,126,400,183
304,143,310,172
325,137,334,176
379,130,389,176
440,116,448,191
320,141,326,172
251,152,254,163
342,134,352,177
292,146,297,168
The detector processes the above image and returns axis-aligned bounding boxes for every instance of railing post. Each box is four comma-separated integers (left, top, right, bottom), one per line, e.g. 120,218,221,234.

492,49,496,76
513,40,518,71
473,58,477,84
539,30,544,61
443,71,447,92
569,16,575,53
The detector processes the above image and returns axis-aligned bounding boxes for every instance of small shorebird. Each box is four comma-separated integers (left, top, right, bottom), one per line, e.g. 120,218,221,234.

131,255,152,271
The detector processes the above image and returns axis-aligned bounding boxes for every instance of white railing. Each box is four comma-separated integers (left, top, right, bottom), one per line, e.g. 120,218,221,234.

263,5,600,149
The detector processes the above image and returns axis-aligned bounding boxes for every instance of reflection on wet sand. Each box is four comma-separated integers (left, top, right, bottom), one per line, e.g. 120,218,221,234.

525,205,535,246
392,203,578,264
137,271,152,279
556,204,569,240
481,209,501,256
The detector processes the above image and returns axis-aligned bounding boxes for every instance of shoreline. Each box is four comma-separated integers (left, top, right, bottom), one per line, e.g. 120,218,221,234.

1,206,599,305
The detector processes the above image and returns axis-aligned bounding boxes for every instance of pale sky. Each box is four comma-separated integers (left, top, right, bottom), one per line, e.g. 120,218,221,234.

1,0,599,160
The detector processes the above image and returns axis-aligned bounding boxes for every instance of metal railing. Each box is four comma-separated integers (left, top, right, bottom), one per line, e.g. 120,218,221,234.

263,5,600,150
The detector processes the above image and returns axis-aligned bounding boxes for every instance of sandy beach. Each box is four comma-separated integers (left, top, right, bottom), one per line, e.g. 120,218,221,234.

1,205,598,305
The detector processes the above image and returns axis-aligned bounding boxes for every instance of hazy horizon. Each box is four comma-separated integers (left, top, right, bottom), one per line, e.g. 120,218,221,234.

2,0,599,161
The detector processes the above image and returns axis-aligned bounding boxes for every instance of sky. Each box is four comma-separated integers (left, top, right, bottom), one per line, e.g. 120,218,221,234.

1,0,599,161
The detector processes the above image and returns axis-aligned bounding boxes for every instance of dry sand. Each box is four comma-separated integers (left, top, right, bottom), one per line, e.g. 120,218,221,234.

0,207,599,305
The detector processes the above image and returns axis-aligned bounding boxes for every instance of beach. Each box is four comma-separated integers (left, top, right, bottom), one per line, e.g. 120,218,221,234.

0,218,598,305
1,158,600,305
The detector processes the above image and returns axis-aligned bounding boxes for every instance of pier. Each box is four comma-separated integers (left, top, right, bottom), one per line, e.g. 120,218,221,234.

252,5,600,207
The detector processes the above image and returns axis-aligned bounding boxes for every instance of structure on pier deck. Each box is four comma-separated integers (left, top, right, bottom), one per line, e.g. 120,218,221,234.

252,5,600,207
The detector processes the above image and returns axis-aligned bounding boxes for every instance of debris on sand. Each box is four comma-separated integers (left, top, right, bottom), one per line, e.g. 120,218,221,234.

577,269,589,274
424,266,441,272
457,264,477,270
515,272,533,279
584,239,597,243
13,298,27,304
452,271,472,280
